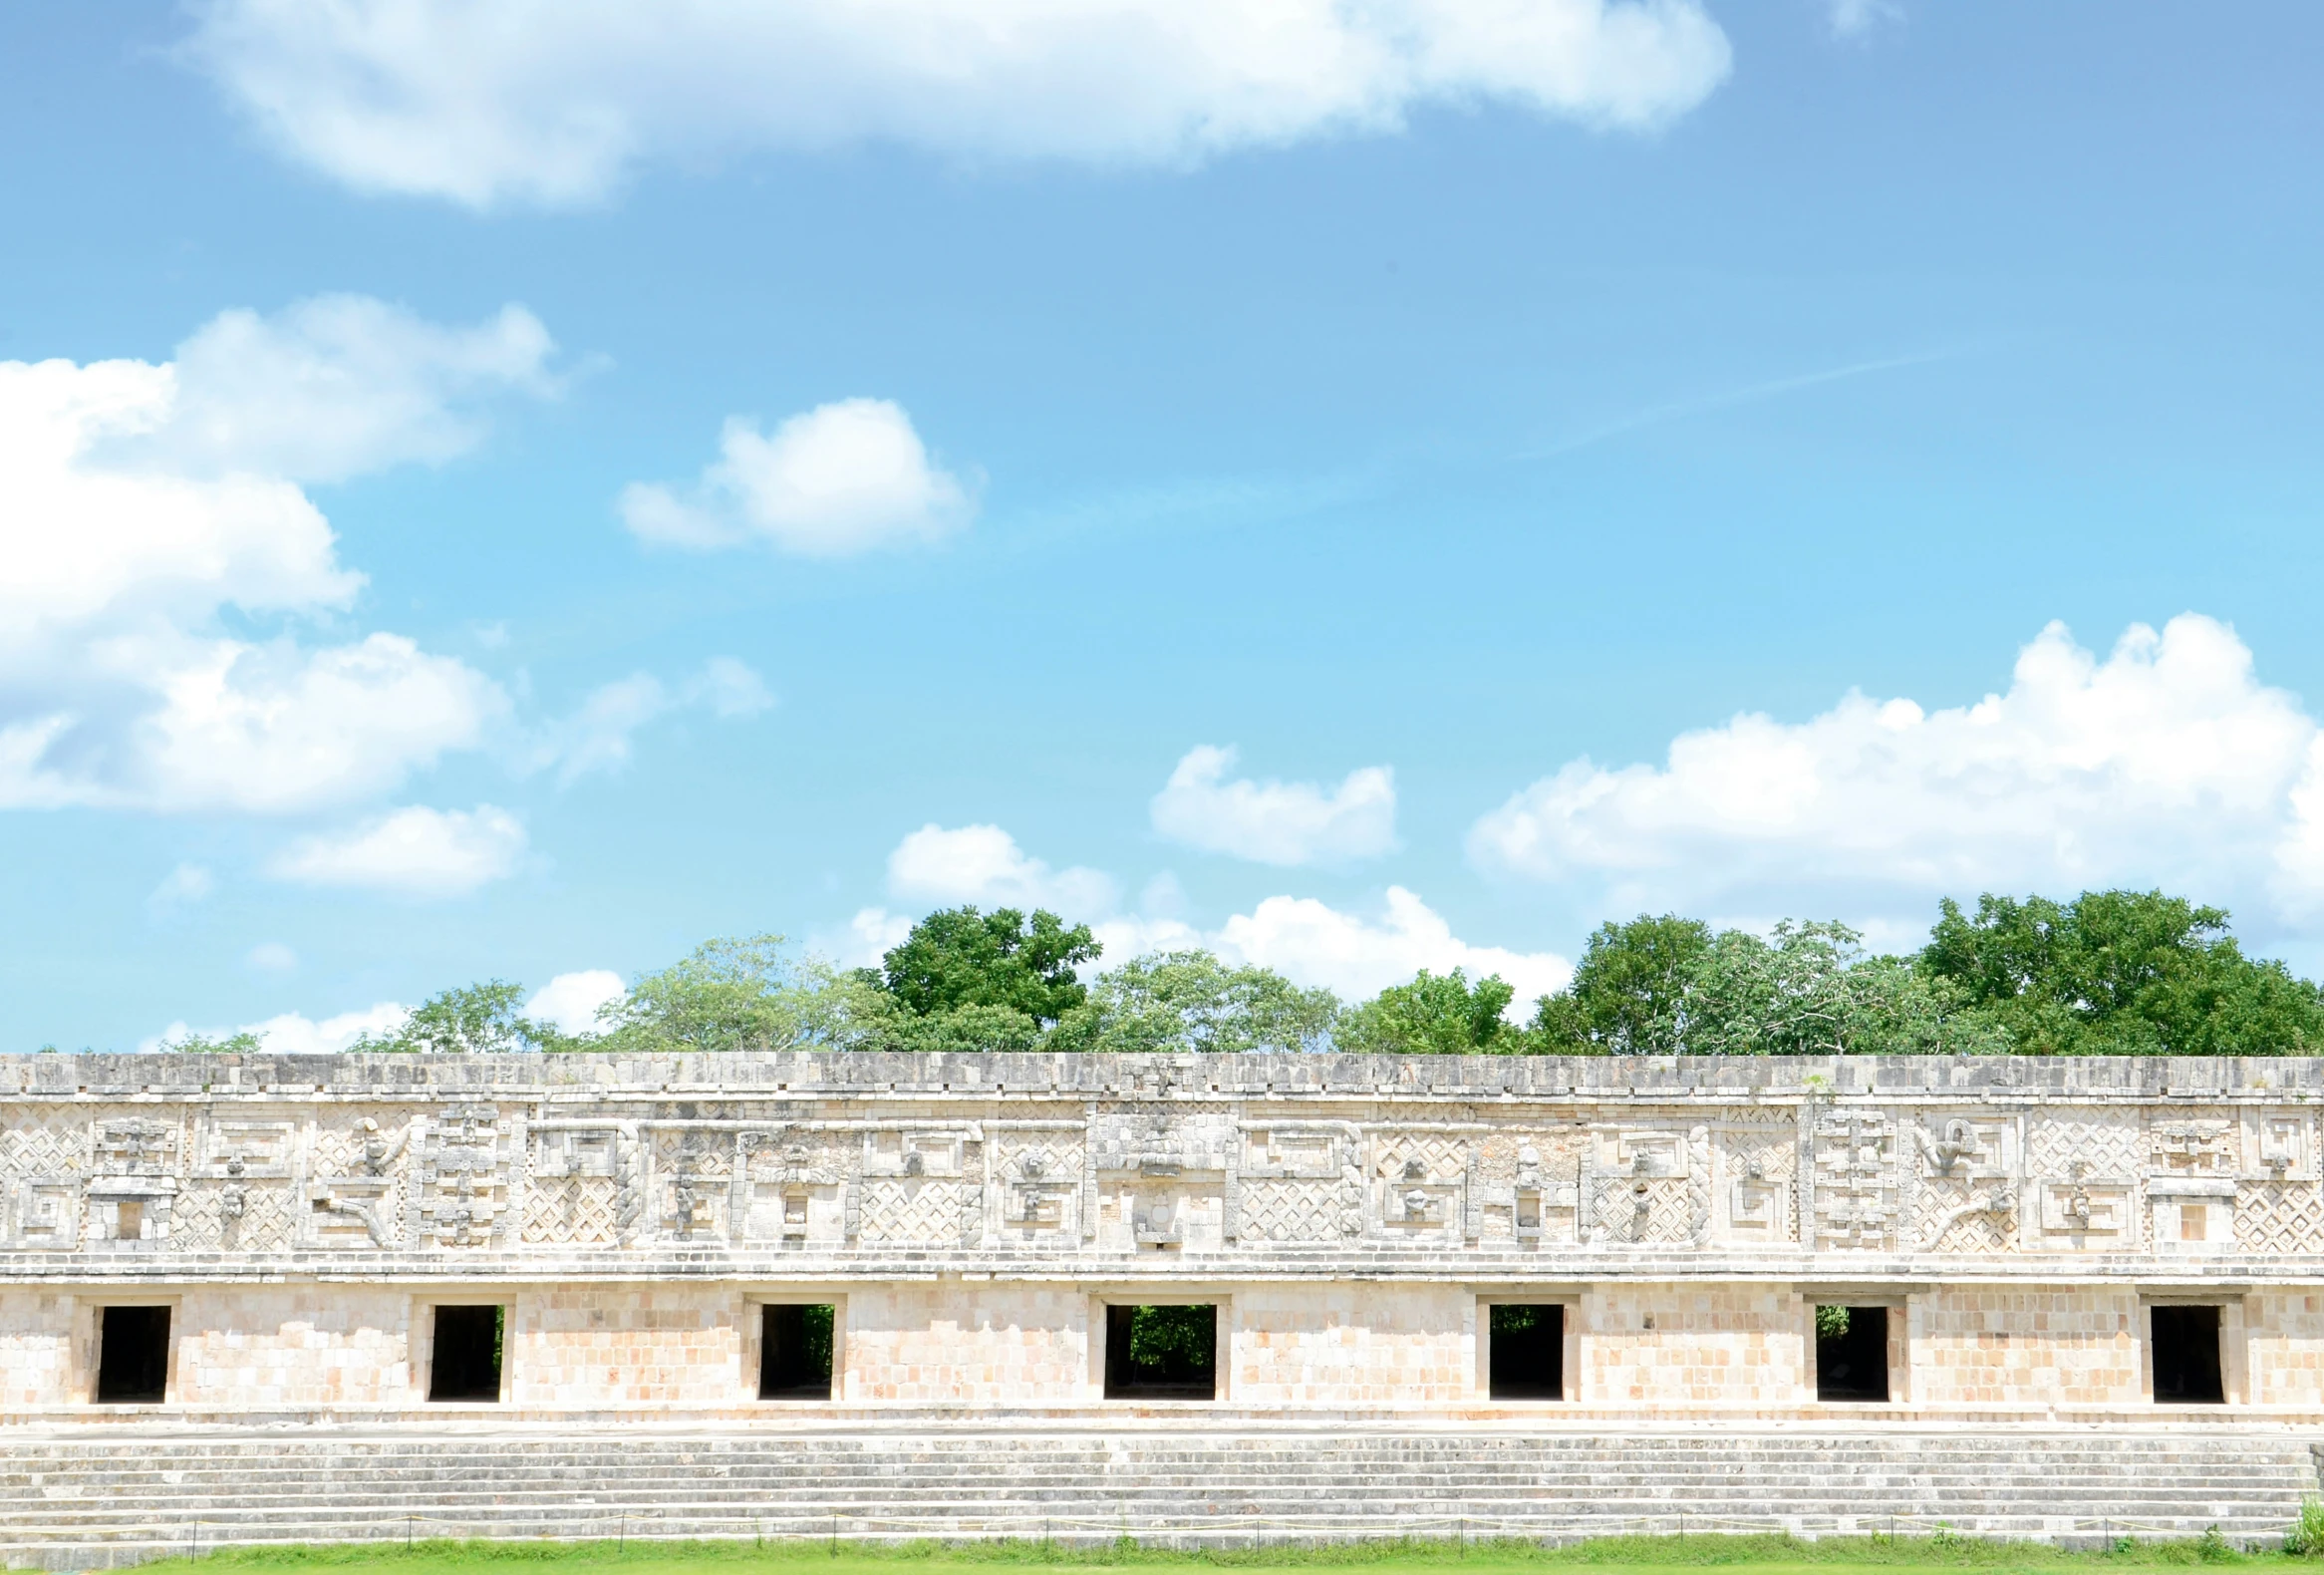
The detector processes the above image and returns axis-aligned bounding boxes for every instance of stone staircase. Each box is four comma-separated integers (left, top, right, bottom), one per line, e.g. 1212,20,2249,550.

2,1426,2318,1570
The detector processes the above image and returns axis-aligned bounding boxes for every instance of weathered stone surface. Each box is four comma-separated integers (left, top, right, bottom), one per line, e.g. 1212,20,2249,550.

2,1052,2322,1418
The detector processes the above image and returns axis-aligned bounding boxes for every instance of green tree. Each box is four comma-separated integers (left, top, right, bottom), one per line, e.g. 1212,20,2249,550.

1531,914,1713,1054
1920,889,2324,1056
596,935,885,1053
159,1030,267,1055
1687,921,1999,1056
879,907,1099,1025
354,981,565,1055
1084,950,1339,1055
1338,968,1518,1055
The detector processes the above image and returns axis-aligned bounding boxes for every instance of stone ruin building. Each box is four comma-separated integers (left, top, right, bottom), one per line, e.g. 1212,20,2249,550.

5,1049,2324,1565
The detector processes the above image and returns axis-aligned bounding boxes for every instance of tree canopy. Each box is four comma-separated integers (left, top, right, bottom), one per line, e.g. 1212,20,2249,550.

151,887,2324,1059
1920,890,2324,1056
877,906,1098,1025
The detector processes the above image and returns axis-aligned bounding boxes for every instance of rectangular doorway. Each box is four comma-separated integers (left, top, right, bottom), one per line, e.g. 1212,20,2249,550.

1815,1305,1889,1402
1488,1304,1564,1400
759,1304,835,1399
2153,1305,2225,1404
1104,1304,1216,1400
428,1304,504,1402
95,1306,170,1403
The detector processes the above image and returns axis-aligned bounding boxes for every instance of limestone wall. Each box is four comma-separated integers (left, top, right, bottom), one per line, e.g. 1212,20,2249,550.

1,1051,2321,1418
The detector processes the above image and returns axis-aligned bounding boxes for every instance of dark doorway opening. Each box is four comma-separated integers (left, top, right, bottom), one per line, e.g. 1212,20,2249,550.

759,1304,836,1399
428,1305,504,1402
2153,1305,2225,1404
95,1305,170,1403
1488,1304,1564,1400
1104,1304,1216,1400
1815,1305,1889,1402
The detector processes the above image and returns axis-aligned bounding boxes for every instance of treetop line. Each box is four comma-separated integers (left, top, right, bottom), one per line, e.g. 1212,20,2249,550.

145,889,2324,1061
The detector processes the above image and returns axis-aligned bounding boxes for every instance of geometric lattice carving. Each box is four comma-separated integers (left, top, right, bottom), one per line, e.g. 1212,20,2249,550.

0,1109,85,1180
1918,1175,2017,1253
2235,1180,2324,1255
523,1174,621,1245
2029,1110,2142,1180
171,1182,295,1252
1239,1177,1355,1242
857,1178,975,1245
1592,1173,1692,1244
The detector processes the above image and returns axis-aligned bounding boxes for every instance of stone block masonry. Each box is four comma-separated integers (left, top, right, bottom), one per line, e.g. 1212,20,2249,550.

4,1050,2324,1420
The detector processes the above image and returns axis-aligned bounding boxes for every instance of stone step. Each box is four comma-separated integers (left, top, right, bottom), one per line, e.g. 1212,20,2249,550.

1,1427,2313,1570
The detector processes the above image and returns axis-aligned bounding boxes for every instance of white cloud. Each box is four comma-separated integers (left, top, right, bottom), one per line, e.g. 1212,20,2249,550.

1151,744,1396,865
1469,614,2324,932
1212,886,1571,1008
147,861,215,916
267,803,527,896
1826,0,1899,39
139,295,556,483
0,298,547,813
185,0,1734,208
886,822,1120,916
524,657,774,786
873,822,1569,1017
244,941,299,973
147,999,410,1055
523,969,627,1034
826,906,918,969
621,400,973,557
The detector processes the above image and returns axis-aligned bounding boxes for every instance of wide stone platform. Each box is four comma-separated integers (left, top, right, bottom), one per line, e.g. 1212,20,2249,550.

3,1419,2318,1569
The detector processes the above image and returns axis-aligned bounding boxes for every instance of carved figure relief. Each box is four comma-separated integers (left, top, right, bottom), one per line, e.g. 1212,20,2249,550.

422,1105,509,1248
739,1130,845,1245
1094,1111,1231,1252
86,1116,179,1247
1718,1126,1797,1246
1370,1131,1469,1245
991,1132,1081,1242
1910,1113,2018,1253
304,1114,409,1250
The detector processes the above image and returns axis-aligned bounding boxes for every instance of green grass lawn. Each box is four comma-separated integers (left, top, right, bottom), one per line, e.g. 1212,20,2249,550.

122,1533,2324,1575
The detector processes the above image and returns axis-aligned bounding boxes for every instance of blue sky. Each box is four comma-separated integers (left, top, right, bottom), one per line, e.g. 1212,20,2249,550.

6,1,2324,1050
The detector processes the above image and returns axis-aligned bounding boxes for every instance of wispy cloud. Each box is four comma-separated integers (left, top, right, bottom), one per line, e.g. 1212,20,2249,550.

1526,347,1970,460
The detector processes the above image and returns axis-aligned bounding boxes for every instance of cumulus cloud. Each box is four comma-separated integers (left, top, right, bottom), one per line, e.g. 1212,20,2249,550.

523,969,627,1034
184,0,1734,208
137,295,557,483
1213,887,1572,1007
524,658,775,785
0,298,547,813
866,822,1569,1017
267,803,527,896
886,822,1120,916
1151,745,1396,866
1469,614,2324,932
148,999,410,1055
621,400,973,557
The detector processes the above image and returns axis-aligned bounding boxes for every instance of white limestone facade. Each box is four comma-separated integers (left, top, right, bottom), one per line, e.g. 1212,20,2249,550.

3,1050,2324,1422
